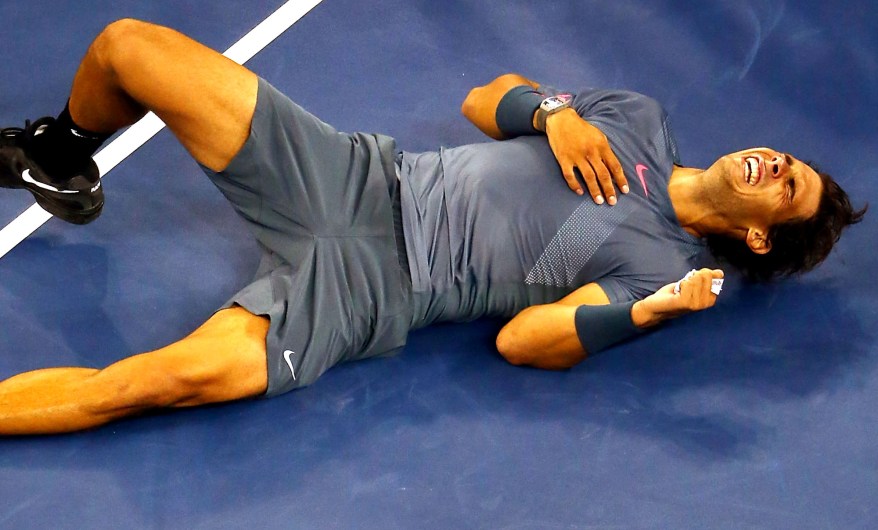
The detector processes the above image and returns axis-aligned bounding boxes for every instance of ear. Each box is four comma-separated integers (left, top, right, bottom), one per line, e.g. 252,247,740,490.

745,227,772,255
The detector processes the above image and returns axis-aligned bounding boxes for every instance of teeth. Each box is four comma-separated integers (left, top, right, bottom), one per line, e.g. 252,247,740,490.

745,157,759,185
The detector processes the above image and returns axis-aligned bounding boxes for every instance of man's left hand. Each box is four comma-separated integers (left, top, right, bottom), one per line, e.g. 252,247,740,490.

544,108,628,204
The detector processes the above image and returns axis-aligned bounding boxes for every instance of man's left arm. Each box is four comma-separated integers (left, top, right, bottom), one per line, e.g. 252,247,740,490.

461,73,539,140
461,73,628,204
496,269,724,370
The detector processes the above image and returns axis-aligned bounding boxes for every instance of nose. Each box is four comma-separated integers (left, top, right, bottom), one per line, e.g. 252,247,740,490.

768,154,788,179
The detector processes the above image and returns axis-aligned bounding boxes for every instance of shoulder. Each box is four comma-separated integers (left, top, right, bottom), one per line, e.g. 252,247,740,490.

535,84,671,122
601,236,704,301
572,88,667,117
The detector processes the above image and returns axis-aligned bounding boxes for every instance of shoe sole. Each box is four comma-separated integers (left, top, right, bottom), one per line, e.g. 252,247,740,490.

0,146,102,224
0,181,103,225
31,190,103,225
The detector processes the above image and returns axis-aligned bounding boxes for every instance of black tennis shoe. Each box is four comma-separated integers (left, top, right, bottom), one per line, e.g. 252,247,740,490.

0,118,103,224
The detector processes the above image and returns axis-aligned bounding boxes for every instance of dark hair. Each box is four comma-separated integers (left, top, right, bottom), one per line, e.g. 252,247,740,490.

706,165,867,282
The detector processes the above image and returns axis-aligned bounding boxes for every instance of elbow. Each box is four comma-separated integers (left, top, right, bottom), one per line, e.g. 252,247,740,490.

495,327,586,371
460,86,482,122
493,72,536,90
461,73,532,120
495,327,530,366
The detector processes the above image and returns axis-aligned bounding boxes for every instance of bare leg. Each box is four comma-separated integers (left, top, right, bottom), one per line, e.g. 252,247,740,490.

0,307,269,435
0,22,268,435
68,18,258,171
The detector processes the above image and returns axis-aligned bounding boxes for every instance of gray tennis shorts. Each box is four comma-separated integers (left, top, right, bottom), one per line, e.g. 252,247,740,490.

201,78,412,397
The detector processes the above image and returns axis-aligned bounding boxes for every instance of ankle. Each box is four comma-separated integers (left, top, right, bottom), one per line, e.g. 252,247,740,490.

55,102,112,153
30,103,109,180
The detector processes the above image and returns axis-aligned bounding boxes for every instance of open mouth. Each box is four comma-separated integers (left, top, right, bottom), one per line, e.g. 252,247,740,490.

743,155,763,186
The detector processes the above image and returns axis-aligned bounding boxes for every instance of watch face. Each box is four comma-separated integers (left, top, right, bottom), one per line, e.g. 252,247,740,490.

536,94,574,131
542,95,572,112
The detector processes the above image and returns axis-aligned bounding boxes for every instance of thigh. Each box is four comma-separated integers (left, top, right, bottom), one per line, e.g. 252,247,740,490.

230,236,410,398
83,19,259,171
202,79,400,262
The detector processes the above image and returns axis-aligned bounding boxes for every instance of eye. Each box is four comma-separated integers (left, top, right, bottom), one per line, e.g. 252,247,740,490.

788,177,796,203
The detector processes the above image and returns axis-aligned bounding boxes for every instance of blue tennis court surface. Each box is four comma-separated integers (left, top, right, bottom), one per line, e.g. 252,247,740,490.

1,1,875,528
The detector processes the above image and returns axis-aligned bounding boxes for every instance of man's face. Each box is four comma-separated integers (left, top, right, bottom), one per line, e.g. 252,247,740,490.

705,147,823,233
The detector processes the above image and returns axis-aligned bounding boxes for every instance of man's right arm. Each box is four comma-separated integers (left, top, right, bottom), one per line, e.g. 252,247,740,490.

496,269,724,369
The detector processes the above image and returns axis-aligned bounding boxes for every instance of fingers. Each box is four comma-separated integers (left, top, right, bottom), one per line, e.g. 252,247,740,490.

643,269,724,326
544,112,628,204
561,166,585,196
563,156,628,205
602,146,629,197
584,137,628,205
677,268,724,310
580,164,604,204
592,159,615,205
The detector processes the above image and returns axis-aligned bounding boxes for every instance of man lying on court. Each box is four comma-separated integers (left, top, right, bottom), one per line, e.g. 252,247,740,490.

0,20,865,435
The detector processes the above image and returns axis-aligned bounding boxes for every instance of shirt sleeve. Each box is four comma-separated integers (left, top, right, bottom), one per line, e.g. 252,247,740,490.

595,277,639,304
546,86,683,169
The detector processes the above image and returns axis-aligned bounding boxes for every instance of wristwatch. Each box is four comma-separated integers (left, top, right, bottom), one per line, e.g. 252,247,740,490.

535,94,573,131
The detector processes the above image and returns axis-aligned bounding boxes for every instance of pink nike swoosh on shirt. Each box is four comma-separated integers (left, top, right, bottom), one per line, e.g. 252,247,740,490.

635,164,650,198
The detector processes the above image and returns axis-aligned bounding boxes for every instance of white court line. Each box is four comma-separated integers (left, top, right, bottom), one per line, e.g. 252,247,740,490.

0,0,324,259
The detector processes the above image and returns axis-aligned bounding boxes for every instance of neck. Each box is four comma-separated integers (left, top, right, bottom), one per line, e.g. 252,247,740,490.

668,165,735,239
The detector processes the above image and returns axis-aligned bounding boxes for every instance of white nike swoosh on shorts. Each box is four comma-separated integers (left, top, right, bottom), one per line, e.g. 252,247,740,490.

283,350,297,380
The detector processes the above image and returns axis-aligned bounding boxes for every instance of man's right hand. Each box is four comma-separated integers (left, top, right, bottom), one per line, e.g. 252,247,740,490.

631,268,725,328
543,108,628,204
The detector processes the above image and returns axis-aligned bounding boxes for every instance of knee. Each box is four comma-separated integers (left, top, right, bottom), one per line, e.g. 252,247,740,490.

91,18,153,70
100,18,151,42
